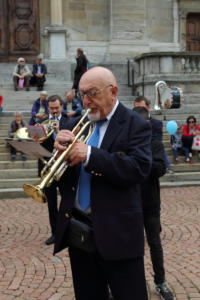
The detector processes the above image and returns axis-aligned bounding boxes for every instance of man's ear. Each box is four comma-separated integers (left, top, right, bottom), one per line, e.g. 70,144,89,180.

111,85,118,96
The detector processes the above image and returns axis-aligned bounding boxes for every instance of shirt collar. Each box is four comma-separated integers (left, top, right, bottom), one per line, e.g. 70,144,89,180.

105,99,119,121
49,114,62,121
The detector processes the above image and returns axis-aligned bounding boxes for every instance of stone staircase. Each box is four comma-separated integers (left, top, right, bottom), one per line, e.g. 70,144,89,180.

1,62,200,198
152,108,200,187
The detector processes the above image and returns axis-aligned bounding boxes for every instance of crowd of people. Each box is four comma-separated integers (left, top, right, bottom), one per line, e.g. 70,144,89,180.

7,51,195,300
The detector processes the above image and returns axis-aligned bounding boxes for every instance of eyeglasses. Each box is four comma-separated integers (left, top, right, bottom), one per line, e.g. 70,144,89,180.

79,84,113,99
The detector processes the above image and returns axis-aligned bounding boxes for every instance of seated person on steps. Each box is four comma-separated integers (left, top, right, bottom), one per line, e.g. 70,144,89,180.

182,115,200,159
29,91,49,125
170,124,191,163
63,89,83,118
12,57,31,91
31,54,47,91
8,111,27,162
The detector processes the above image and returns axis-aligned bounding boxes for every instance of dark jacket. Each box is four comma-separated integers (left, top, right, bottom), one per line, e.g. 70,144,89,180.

141,139,166,216
54,103,152,260
32,63,47,76
29,98,49,125
72,54,88,90
150,117,163,142
8,120,26,138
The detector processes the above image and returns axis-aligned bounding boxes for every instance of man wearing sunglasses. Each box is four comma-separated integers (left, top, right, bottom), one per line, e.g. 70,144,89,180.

53,66,152,300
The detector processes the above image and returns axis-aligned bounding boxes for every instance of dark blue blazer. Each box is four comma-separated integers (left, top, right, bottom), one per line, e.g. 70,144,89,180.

32,63,47,75
54,102,152,260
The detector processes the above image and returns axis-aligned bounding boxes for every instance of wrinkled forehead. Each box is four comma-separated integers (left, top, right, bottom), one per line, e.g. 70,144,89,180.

80,73,104,89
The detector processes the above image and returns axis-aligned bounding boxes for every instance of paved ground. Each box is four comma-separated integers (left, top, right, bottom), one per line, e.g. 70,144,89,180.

0,187,199,300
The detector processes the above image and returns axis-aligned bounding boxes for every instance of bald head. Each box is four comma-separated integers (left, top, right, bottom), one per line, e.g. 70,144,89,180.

79,66,118,120
79,66,117,89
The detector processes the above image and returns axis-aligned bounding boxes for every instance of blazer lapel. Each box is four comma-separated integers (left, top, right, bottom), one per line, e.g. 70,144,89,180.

101,102,127,150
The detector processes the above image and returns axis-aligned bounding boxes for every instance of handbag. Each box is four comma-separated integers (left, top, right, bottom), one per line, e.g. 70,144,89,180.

18,78,24,89
192,135,200,150
66,217,95,253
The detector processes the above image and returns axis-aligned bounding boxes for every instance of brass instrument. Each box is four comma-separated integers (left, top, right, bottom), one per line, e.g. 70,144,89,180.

38,119,59,143
23,109,93,203
14,127,29,139
13,119,58,142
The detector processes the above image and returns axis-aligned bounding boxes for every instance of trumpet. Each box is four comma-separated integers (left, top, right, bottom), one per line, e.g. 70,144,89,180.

23,109,93,203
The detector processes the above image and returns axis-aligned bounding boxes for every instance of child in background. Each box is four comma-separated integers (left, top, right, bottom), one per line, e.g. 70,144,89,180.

170,125,190,163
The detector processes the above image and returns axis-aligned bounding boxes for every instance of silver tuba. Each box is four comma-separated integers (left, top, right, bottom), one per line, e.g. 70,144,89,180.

154,80,184,110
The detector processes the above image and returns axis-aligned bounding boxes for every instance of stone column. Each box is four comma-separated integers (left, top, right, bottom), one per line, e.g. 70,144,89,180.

49,0,67,59
173,0,179,43
50,0,62,25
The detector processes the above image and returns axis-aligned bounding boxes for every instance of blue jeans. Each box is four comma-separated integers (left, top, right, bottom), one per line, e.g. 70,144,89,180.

172,146,190,159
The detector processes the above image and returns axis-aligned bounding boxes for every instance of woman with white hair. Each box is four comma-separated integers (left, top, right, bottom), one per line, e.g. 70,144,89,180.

12,57,31,91
8,112,27,161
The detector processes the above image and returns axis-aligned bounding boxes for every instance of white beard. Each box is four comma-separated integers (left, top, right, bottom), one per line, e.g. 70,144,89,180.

88,110,101,122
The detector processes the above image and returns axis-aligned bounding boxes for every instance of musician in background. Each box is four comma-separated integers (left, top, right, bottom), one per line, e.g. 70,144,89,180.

54,66,152,300
8,112,27,162
133,106,175,300
133,96,174,174
38,95,69,245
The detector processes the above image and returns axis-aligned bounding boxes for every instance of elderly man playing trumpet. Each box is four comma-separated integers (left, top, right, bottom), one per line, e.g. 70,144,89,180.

54,67,152,300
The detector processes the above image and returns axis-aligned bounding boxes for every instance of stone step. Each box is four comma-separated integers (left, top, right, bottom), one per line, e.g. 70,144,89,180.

160,171,200,182
151,106,200,115
0,178,38,189
183,93,200,105
0,153,34,161
0,188,29,199
0,168,37,179
160,180,200,187
0,160,37,169
170,162,200,172
0,124,10,129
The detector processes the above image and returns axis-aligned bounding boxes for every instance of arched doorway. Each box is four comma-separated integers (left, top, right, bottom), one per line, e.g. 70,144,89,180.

0,0,40,62
186,13,200,51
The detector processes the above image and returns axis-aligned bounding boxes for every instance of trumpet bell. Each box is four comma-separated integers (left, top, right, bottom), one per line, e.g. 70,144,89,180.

23,183,47,203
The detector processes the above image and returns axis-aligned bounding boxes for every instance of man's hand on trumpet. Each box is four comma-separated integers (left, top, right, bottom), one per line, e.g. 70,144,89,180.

54,129,88,166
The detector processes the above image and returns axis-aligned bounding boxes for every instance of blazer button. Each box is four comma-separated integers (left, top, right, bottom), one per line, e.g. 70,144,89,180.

65,213,70,218
72,186,75,191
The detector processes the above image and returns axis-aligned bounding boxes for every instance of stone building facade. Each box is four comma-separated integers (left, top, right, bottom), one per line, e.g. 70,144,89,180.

0,0,200,99
1,0,200,63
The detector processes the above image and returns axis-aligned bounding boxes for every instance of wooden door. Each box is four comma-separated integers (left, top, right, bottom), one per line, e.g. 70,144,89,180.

0,0,9,59
186,13,200,52
0,0,40,62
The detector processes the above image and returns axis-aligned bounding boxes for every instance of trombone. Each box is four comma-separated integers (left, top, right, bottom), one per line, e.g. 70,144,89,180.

23,109,93,203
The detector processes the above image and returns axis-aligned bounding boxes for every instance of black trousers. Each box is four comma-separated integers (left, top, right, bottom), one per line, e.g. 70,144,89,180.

10,145,17,155
182,136,193,153
68,246,148,300
144,214,165,285
44,181,59,235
